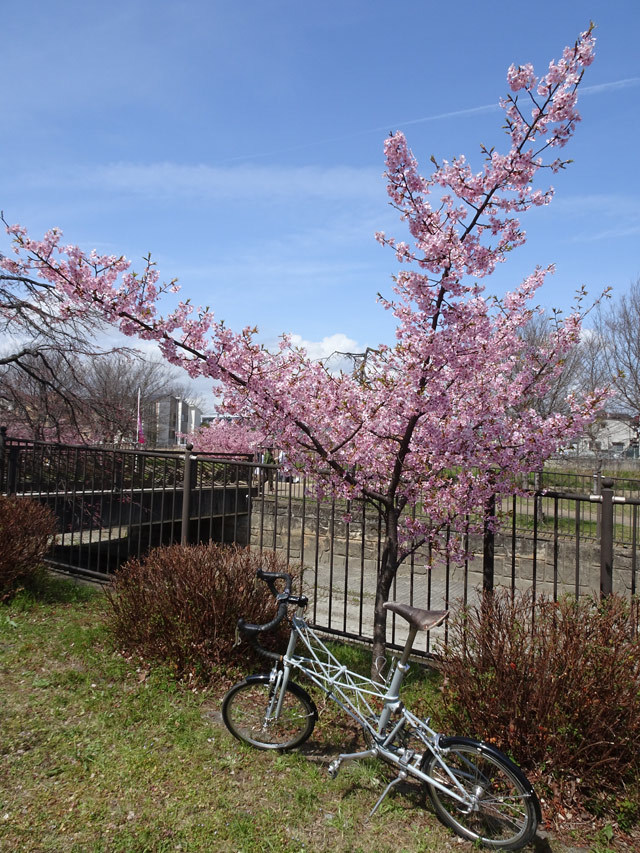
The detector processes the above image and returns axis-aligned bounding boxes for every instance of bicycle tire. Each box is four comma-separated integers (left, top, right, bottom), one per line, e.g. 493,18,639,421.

222,674,317,750
424,736,540,850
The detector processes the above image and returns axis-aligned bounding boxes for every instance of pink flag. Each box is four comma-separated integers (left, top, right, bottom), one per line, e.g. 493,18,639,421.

136,389,146,444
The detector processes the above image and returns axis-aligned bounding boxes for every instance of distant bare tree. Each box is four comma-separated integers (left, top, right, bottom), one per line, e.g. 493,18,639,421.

0,351,83,441
83,353,199,445
594,278,640,416
0,231,136,437
516,310,585,418
0,347,200,445
0,231,201,442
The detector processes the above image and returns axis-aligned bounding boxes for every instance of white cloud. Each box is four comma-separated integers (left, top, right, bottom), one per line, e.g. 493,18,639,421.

288,332,359,361
287,333,364,373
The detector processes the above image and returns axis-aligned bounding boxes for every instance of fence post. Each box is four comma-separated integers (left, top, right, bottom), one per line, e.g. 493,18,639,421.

483,493,496,593
0,428,19,496
0,426,6,493
593,463,602,540
600,477,614,598
181,443,195,546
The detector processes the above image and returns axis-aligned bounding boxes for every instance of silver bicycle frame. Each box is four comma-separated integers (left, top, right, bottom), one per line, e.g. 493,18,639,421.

268,604,471,809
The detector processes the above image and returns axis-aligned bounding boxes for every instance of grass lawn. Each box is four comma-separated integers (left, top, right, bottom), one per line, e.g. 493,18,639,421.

0,577,623,852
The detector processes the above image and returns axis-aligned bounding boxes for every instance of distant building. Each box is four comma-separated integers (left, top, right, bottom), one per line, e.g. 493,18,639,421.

146,396,202,447
567,413,640,457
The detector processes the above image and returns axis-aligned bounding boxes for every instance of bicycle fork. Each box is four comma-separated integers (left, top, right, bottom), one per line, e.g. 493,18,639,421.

264,665,292,726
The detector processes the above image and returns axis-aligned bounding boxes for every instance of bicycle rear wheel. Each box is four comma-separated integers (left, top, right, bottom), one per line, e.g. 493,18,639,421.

424,737,539,850
222,674,317,750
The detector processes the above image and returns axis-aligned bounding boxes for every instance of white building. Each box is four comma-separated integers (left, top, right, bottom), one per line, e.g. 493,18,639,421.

569,413,639,457
150,396,202,447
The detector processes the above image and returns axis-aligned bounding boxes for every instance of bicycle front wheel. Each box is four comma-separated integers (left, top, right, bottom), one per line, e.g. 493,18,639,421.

222,674,317,750
424,737,539,850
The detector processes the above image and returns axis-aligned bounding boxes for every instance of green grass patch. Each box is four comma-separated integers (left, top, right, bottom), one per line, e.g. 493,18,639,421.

0,575,621,852
0,580,459,852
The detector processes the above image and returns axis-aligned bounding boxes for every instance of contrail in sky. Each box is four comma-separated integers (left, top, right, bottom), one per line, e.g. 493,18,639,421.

220,77,640,165
581,77,640,95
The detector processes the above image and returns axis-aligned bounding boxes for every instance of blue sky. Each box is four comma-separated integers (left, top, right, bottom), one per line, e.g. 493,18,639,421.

2,1,639,403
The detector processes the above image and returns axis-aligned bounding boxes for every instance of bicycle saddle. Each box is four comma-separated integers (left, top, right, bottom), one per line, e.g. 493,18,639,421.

383,602,448,632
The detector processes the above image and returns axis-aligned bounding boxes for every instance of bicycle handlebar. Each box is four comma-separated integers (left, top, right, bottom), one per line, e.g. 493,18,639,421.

236,569,309,663
236,569,293,636
257,567,293,600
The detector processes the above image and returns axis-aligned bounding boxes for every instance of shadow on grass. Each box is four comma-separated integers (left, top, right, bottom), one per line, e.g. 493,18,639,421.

3,568,99,609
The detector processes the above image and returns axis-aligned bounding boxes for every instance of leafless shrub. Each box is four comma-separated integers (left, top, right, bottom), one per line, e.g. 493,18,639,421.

105,543,297,682
436,590,640,810
0,496,56,598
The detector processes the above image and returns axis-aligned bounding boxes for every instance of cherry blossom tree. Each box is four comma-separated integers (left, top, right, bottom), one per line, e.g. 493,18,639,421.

0,26,605,671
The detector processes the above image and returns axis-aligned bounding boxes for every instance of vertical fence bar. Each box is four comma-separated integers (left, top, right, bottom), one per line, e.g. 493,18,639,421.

553,495,559,601
462,516,470,609
159,457,168,546
233,463,241,544
272,474,279,552
88,449,99,575
181,444,193,546
300,479,306,589
444,527,451,616
327,499,336,629
343,500,351,635
483,494,495,593
127,452,138,563
8,435,640,648
600,479,614,598
300,477,307,582
222,460,230,546
111,451,122,570
148,456,157,552
359,500,366,636
409,505,416,607
574,499,581,598
632,504,637,598
511,496,517,597
0,426,6,493
6,444,19,495
532,491,538,601
196,457,205,544
257,464,266,553
61,447,71,556
69,446,79,569
285,478,293,563
169,455,178,544
312,497,320,625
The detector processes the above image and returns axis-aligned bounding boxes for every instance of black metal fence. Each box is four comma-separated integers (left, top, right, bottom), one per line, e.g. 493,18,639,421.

0,431,255,581
1,430,638,654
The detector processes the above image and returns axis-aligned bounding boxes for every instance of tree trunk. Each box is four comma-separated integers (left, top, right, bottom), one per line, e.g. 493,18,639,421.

371,507,400,681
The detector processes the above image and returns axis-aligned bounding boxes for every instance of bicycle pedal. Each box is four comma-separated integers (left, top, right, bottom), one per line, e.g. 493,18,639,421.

327,759,341,779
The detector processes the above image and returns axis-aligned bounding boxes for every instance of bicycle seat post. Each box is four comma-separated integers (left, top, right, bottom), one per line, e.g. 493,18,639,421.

377,604,448,737
377,625,418,736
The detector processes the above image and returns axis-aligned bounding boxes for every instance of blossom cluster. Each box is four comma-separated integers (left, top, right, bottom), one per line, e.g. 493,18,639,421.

180,419,264,457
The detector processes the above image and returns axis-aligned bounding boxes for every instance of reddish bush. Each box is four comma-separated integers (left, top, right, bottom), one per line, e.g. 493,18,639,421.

0,496,56,599
436,590,640,811
105,543,297,682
